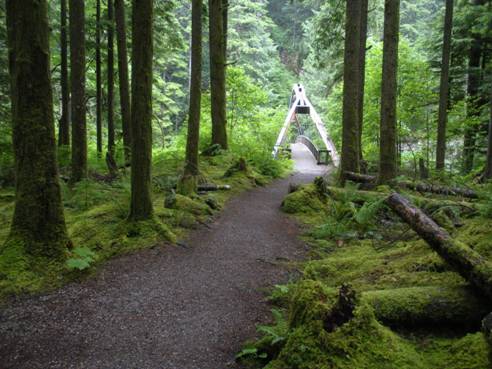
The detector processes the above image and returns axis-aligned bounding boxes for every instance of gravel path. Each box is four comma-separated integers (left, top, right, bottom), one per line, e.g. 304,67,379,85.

0,145,328,369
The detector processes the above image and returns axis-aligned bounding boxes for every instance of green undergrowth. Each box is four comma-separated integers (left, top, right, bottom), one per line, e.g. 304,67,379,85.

0,150,291,302
240,181,491,368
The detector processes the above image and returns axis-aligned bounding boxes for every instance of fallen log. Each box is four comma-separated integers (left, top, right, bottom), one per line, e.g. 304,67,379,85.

343,171,478,199
385,192,492,299
197,183,231,191
363,286,490,329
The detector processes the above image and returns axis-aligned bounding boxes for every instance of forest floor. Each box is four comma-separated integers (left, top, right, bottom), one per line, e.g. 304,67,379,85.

0,145,328,369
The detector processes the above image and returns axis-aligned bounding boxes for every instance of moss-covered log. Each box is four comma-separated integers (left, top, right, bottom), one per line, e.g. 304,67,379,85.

385,192,492,299
364,286,490,329
343,171,478,199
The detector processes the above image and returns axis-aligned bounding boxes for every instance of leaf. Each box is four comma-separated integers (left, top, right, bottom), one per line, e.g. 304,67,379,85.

235,347,258,359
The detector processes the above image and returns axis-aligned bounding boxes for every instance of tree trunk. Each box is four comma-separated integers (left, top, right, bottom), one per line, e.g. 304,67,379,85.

115,0,132,163
59,0,70,147
435,0,454,171
5,0,69,258
357,0,368,164
485,85,492,179
209,0,227,149
378,0,400,184
385,192,492,300
129,0,154,221
183,0,202,178
340,0,361,184
463,0,484,174
69,0,87,183
107,0,115,158
96,0,102,156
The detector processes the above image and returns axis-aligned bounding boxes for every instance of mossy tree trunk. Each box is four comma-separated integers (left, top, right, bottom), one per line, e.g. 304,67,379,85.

96,0,103,156
107,0,115,159
357,0,368,165
485,85,492,179
378,0,400,184
179,0,203,195
59,0,70,147
435,0,454,171
129,0,154,221
209,0,228,150
115,0,132,163
69,0,87,183
5,0,70,258
340,0,361,184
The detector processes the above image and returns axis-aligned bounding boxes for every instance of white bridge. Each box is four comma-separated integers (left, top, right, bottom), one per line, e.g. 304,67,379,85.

273,83,339,167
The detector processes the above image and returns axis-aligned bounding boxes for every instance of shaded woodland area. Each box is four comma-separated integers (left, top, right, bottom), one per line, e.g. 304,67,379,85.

1,0,492,368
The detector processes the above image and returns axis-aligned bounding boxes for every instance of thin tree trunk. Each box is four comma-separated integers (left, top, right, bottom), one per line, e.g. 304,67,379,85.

129,0,153,221
340,0,361,184
209,0,227,149
5,0,69,258
96,0,102,156
107,0,115,158
69,0,87,183
435,0,454,170
115,0,132,162
184,0,202,177
378,0,400,184
485,85,492,179
59,0,70,147
357,0,368,164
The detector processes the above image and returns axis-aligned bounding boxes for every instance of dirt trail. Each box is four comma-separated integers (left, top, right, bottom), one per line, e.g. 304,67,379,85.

0,145,328,369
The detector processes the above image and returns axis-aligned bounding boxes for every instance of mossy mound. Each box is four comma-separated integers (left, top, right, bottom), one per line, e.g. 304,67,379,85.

164,193,212,216
282,184,329,215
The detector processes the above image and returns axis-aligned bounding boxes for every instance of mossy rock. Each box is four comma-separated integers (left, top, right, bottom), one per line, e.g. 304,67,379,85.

164,193,212,216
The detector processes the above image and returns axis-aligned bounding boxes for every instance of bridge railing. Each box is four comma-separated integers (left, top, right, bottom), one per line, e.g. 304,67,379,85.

296,135,331,165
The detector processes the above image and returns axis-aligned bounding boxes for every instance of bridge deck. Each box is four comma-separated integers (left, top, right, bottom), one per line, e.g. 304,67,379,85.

291,143,329,176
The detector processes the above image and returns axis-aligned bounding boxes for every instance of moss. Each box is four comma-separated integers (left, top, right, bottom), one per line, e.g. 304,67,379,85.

176,174,197,196
281,184,329,215
456,217,492,259
164,193,212,216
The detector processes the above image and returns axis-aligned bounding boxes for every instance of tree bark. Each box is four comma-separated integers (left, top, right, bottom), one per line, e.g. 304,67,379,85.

485,84,492,179
378,0,400,184
107,0,115,158
385,192,492,299
357,0,368,164
5,0,69,258
96,0,102,155
463,0,485,174
69,0,87,183
184,0,202,178
59,0,70,147
209,0,227,149
340,0,361,184
435,0,454,170
115,0,132,162
129,0,154,221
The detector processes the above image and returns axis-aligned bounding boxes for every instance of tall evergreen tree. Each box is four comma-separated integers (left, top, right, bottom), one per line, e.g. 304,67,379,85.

378,0,400,184
96,0,103,155
340,0,361,184
485,86,492,179
209,0,227,149
357,0,369,166
129,0,154,221
179,0,203,195
59,0,70,147
5,0,70,258
435,0,454,170
107,0,115,159
69,0,87,182
463,0,485,174
115,0,132,162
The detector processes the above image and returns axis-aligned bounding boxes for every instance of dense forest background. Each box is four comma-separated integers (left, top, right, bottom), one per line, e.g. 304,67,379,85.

1,0,491,183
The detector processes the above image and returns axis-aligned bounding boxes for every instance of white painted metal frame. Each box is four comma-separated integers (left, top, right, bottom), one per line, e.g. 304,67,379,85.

273,84,340,166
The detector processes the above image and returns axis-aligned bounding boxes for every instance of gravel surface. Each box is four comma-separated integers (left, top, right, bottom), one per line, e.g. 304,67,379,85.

0,146,329,369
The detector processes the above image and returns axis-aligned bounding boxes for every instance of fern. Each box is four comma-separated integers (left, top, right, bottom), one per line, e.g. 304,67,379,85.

66,246,96,271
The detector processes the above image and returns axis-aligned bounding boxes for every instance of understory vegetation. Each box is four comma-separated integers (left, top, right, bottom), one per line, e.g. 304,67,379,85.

238,178,492,368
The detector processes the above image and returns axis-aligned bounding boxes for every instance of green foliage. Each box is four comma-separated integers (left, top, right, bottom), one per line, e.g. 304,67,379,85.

66,246,96,270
